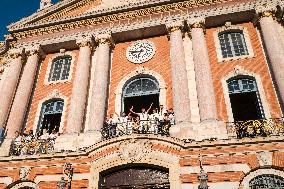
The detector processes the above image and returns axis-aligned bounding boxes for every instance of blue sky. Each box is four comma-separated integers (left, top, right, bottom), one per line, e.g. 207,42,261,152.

0,0,59,41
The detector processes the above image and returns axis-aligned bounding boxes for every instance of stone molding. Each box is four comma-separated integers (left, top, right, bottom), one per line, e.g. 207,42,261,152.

240,168,284,189
10,0,281,41
256,151,273,166
118,139,153,163
213,23,254,62
19,167,32,181
221,66,271,122
7,181,39,189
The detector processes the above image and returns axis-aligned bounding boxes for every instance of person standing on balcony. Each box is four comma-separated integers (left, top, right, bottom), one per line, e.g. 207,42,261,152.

149,109,159,134
130,103,153,133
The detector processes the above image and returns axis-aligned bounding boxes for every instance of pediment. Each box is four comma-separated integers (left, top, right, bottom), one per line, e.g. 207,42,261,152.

8,0,154,32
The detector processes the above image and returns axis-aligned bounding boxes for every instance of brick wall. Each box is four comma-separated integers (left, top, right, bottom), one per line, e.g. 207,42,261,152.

24,51,79,133
206,22,282,121
107,35,173,115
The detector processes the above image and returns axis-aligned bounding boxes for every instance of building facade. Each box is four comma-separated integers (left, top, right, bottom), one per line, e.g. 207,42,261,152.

0,0,284,188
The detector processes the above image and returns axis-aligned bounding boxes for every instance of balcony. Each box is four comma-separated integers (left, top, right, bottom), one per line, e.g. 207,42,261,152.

226,118,284,139
101,120,172,140
9,137,55,156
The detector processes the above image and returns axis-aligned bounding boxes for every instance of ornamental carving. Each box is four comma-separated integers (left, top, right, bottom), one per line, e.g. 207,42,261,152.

19,167,31,180
47,89,62,99
256,151,272,166
118,139,153,163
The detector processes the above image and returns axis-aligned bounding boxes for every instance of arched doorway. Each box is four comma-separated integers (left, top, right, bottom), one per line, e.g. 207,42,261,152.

122,76,160,114
99,165,170,189
249,174,284,189
227,77,264,121
37,99,64,135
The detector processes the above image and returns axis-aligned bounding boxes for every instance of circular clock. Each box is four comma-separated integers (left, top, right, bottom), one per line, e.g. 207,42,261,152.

126,40,156,64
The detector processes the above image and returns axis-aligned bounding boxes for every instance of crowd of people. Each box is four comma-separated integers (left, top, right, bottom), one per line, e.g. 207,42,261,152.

102,104,175,138
10,129,58,156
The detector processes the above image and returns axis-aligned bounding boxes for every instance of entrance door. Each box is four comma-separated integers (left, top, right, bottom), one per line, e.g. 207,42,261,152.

99,166,170,189
227,77,264,121
123,76,160,114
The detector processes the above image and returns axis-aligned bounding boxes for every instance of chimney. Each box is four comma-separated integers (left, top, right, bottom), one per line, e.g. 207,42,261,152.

40,0,53,10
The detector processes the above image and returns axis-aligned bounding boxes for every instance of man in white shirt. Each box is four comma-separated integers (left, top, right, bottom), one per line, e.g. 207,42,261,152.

149,109,159,134
130,103,153,133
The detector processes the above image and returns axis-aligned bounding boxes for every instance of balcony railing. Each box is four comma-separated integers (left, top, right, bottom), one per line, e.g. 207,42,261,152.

10,138,55,156
101,120,172,140
226,118,284,139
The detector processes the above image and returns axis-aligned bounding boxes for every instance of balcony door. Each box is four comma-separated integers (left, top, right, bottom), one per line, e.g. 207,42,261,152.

227,77,264,121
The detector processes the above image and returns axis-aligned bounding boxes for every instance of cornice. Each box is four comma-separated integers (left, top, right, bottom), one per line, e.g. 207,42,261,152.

9,0,233,32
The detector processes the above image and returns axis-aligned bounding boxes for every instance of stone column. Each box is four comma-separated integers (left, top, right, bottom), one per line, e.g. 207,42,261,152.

190,20,227,140
0,48,23,131
259,11,284,109
167,23,191,126
191,21,218,122
66,37,93,134
5,46,41,138
88,33,112,132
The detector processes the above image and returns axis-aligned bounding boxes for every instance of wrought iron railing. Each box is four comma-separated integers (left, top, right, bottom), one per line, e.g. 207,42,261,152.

101,121,172,139
10,138,55,156
226,118,284,139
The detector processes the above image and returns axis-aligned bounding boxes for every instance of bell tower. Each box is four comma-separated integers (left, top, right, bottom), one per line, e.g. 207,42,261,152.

40,0,52,10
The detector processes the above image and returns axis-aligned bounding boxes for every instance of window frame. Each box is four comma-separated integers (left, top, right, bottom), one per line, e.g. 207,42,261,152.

214,26,254,62
44,51,76,85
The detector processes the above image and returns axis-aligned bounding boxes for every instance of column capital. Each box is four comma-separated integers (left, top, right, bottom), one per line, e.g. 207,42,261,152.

256,3,277,19
95,33,113,47
166,21,184,34
76,35,94,48
188,18,205,29
8,48,24,59
25,44,43,57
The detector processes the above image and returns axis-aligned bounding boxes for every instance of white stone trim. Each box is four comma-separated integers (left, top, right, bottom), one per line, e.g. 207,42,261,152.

0,177,13,186
240,168,284,189
31,90,68,134
89,147,181,189
114,67,167,114
213,24,254,62
221,66,271,122
34,173,89,184
182,182,240,189
44,51,76,85
8,181,39,189
180,163,251,174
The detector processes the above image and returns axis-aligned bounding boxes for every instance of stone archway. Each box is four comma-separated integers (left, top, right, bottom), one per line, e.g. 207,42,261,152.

88,137,181,189
5,181,39,189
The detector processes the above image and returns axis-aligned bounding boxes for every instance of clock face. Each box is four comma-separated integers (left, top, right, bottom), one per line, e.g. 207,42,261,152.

126,40,156,64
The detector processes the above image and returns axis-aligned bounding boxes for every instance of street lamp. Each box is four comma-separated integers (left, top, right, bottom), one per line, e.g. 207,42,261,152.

198,155,209,189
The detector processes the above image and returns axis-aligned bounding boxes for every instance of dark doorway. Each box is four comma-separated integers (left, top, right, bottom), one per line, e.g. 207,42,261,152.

99,165,170,189
124,94,159,115
230,92,263,121
41,113,62,134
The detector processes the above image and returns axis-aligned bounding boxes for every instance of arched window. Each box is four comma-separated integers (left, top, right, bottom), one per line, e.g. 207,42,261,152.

37,99,64,135
122,76,160,113
48,56,72,82
227,77,264,121
249,174,284,189
123,77,159,97
219,31,249,58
